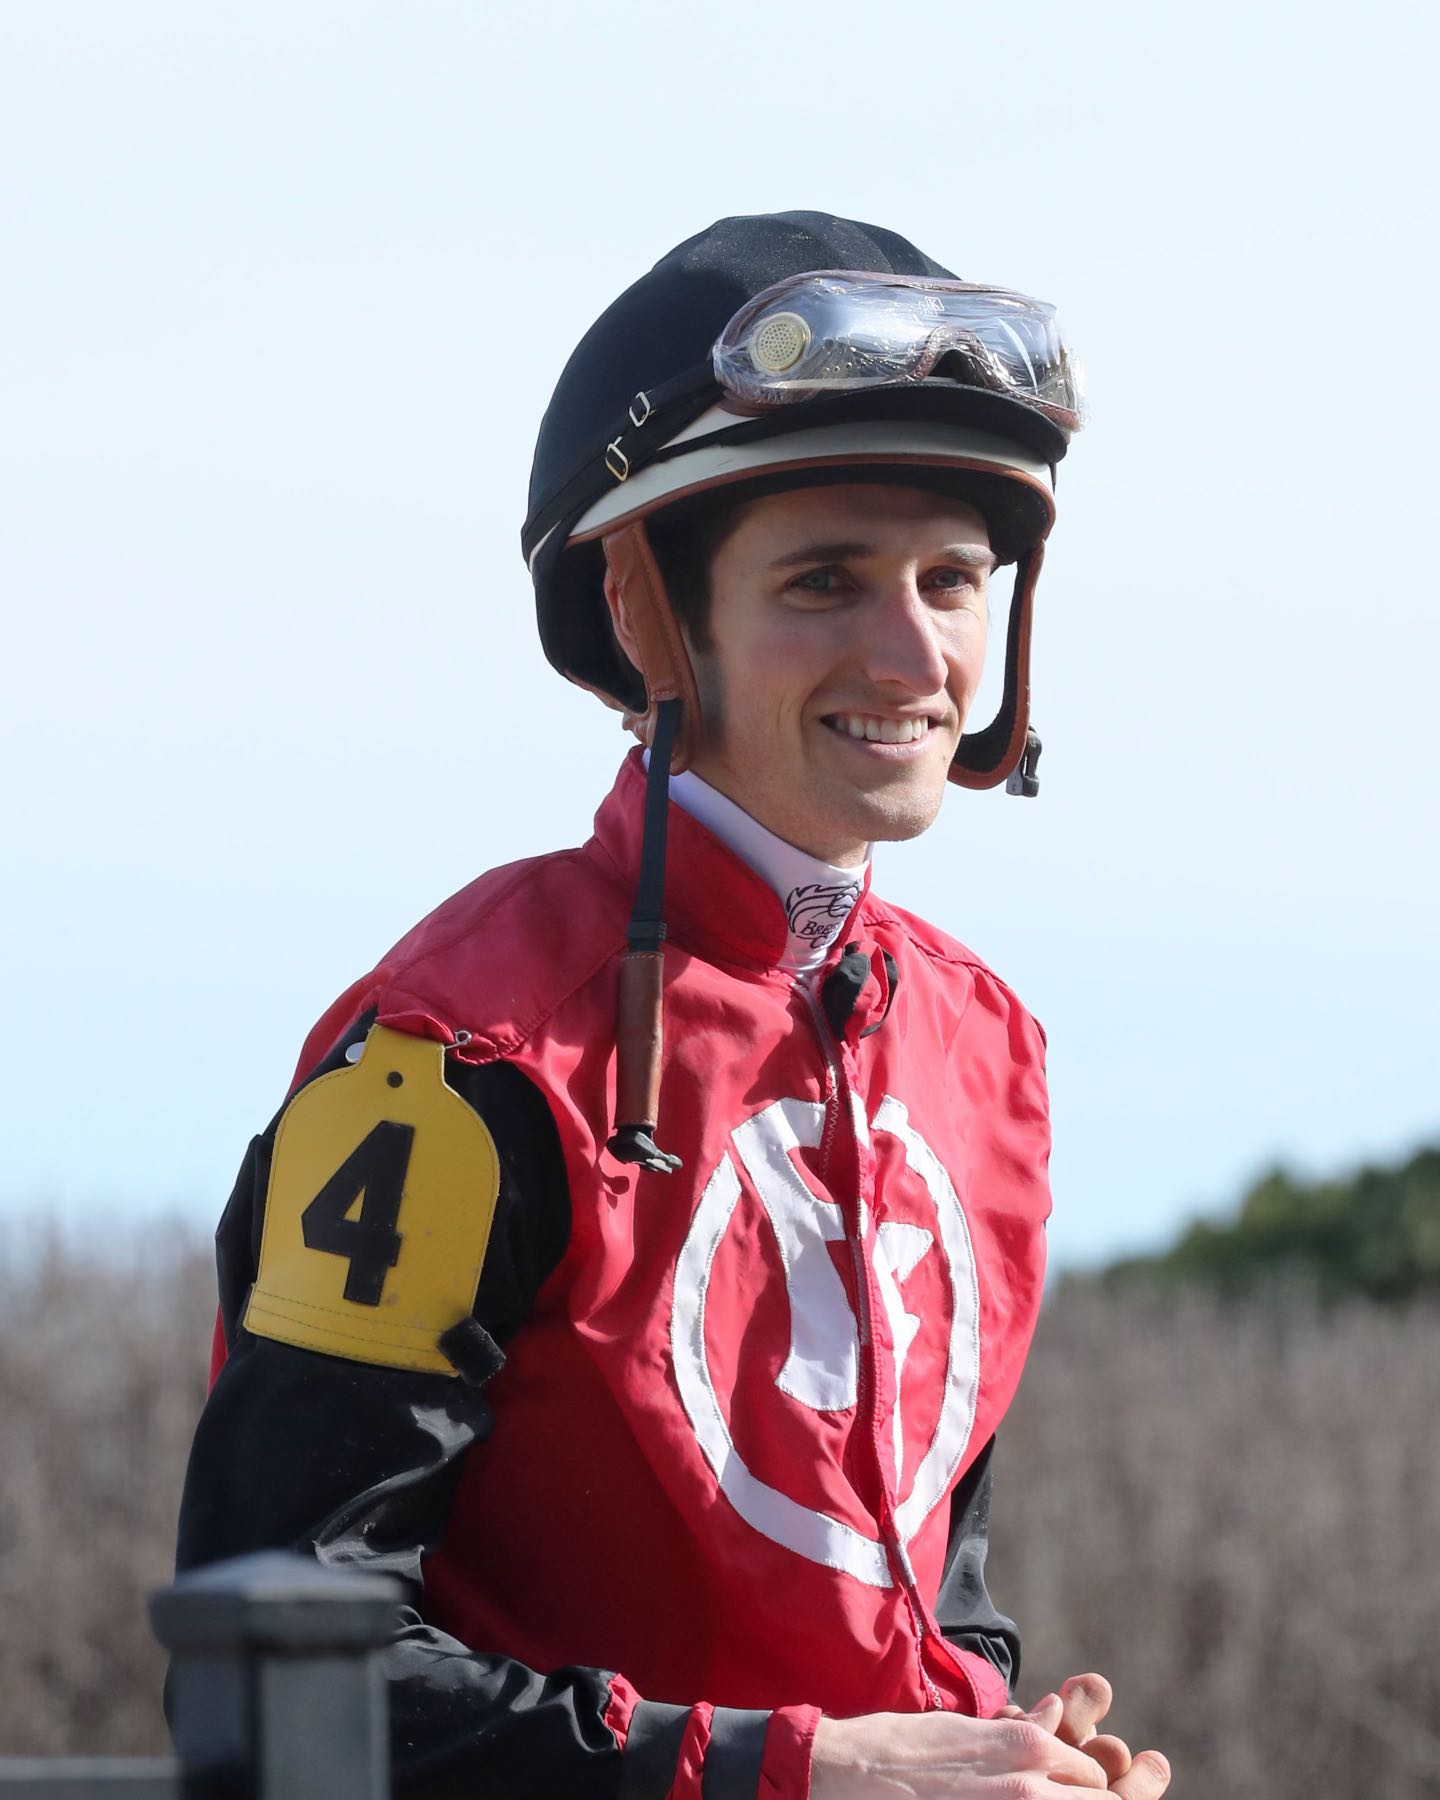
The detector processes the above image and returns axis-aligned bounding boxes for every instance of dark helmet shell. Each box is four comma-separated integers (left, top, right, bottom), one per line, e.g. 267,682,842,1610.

523,211,1069,711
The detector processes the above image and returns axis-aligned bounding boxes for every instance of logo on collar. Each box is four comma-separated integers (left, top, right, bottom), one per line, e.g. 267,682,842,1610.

785,880,861,944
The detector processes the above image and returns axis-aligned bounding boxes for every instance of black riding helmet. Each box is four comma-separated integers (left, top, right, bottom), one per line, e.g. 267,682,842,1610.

523,208,1078,775
520,211,1084,1172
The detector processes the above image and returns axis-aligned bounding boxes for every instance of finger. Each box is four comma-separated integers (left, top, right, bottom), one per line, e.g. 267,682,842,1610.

1081,1734,1131,1784
1037,1731,1111,1790
996,1704,1026,1719
1107,1749,1172,1798
1057,1672,1113,1746
1050,1756,1111,1791
1027,1693,1064,1735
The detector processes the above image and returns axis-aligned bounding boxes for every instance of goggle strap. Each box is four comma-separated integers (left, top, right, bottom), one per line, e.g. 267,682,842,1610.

949,541,1044,792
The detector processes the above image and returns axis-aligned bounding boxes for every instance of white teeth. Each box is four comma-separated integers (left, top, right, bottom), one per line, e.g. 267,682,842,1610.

832,714,930,743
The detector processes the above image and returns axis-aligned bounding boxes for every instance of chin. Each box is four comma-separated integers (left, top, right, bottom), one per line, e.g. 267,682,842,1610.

866,805,946,846
847,780,949,848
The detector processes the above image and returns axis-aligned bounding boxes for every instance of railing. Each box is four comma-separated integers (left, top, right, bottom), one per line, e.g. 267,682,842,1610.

0,1554,400,1798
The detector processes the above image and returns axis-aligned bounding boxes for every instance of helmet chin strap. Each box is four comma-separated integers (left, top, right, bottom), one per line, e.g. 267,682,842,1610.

600,523,695,1176
606,692,685,1176
600,517,1046,793
949,540,1045,794
600,522,702,772
596,521,1045,1178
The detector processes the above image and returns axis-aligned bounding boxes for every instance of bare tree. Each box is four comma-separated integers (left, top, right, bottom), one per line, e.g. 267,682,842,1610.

2,1226,1438,1799
989,1281,1440,1799
0,1222,213,1754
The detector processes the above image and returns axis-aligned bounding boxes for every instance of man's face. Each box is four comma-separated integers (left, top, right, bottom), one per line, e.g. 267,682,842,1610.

683,483,993,865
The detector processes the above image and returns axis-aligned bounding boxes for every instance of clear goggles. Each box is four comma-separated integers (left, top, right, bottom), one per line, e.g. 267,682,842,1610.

713,271,1085,432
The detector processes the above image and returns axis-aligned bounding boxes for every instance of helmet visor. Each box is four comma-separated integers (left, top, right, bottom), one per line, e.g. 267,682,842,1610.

714,272,1086,433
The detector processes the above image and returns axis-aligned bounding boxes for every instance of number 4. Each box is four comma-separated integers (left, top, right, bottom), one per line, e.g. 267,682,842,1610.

301,1121,414,1305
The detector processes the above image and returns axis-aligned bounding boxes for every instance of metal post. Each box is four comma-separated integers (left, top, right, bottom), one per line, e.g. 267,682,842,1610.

0,1762,180,1797
150,1553,401,1800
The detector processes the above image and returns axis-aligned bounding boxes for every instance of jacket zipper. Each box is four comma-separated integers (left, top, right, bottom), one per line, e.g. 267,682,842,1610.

797,974,946,1709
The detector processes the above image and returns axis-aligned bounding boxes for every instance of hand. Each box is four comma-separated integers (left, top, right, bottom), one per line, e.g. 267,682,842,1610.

1000,1673,1114,1752
998,1674,1171,1797
811,1707,1113,1798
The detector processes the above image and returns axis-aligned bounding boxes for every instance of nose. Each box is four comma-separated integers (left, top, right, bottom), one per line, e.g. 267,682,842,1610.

858,577,952,697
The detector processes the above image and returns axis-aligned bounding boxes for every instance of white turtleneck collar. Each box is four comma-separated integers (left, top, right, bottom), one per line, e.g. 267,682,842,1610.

661,761,870,974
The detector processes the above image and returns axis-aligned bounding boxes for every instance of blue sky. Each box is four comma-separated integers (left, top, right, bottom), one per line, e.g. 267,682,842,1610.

2,0,1435,1268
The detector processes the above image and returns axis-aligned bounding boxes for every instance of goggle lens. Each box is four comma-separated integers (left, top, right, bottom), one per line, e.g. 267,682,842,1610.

713,272,1085,432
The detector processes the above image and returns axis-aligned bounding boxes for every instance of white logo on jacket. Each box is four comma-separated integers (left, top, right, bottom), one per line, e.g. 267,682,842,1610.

670,1095,980,1588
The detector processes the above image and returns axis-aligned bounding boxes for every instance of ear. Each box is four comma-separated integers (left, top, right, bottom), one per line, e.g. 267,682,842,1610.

603,568,646,673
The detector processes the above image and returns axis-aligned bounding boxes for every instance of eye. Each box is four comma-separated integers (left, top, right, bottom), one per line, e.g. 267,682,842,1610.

787,567,849,598
925,565,986,606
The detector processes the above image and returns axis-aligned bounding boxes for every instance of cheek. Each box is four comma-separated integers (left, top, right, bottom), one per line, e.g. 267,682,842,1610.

691,635,795,742
946,614,989,691
714,616,836,724
691,653,725,737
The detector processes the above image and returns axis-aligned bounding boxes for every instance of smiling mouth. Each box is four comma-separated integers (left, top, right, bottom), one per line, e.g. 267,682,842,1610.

822,712,940,745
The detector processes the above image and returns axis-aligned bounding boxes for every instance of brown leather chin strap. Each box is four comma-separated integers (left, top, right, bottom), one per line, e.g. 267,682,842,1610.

596,518,1044,1178
949,540,1045,791
601,522,702,773
606,690,685,1177
599,521,696,1177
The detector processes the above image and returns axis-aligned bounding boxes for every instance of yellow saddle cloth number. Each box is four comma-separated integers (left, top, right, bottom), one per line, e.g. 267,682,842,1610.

245,1025,500,1375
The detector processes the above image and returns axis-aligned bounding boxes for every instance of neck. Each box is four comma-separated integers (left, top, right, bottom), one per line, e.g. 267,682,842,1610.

660,762,869,974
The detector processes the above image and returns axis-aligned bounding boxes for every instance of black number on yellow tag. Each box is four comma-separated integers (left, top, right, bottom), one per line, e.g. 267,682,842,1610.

300,1120,414,1305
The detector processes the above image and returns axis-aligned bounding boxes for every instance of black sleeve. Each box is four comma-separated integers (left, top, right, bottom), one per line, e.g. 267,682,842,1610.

175,1016,637,1800
934,1435,1022,1697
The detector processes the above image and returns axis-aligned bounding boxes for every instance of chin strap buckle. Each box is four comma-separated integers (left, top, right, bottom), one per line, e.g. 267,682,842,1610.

606,1124,683,1175
1005,727,1042,798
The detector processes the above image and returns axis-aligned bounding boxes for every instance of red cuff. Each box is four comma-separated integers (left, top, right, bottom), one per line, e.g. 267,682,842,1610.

761,1703,822,1800
603,1671,642,1746
607,1680,819,1800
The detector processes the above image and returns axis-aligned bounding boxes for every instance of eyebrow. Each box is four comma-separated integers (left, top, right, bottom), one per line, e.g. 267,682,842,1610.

768,539,997,573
